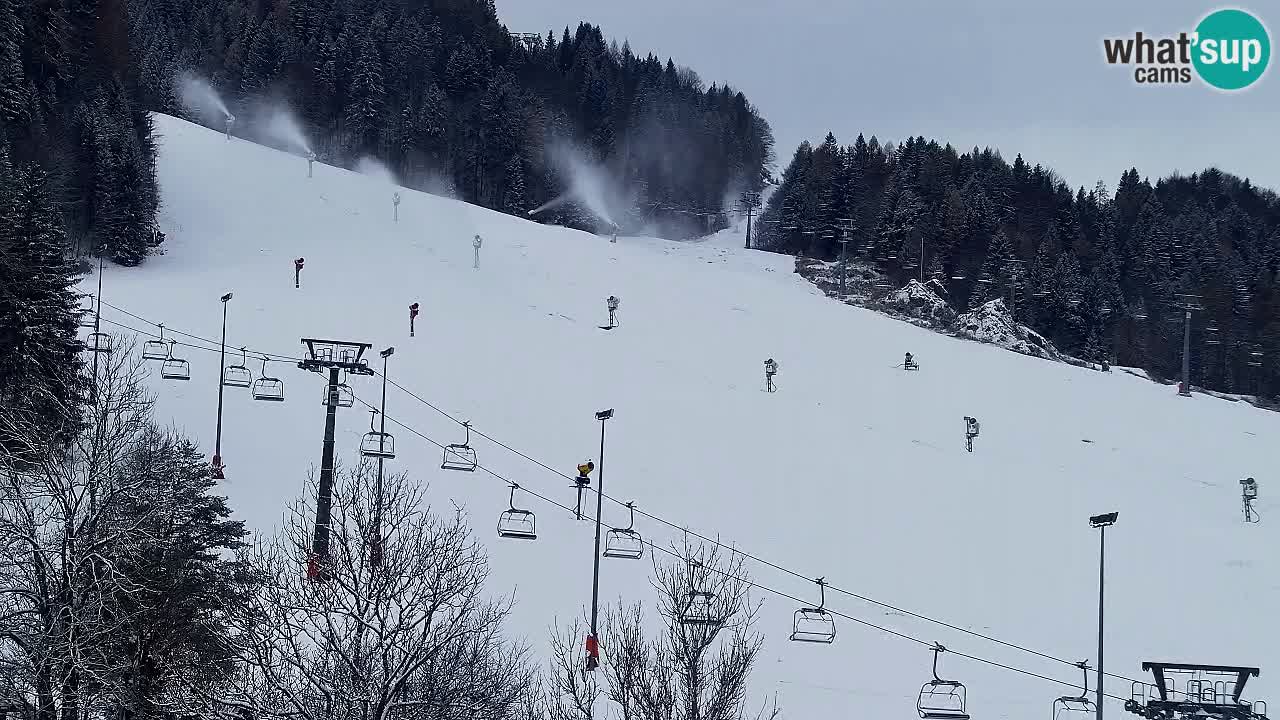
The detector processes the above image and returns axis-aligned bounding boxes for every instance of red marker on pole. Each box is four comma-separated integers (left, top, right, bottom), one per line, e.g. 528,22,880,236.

409,302,420,337
294,257,305,288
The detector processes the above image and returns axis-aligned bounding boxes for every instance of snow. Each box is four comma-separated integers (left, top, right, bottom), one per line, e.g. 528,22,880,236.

953,299,1064,361
87,115,1279,719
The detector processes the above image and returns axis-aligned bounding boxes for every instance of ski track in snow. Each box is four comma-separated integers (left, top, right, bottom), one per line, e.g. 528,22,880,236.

85,115,1279,719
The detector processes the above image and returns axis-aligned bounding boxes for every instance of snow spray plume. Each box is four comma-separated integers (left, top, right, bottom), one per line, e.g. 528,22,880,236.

261,106,313,156
530,139,625,230
356,157,399,186
175,72,231,125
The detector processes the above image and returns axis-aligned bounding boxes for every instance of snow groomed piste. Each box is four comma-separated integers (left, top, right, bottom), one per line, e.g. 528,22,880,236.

80,114,1279,719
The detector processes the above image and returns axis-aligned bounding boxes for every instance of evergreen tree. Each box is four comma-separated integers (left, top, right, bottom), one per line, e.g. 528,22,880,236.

0,156,84,430
0,0,24,122
345,34,386,156
502,155,526,214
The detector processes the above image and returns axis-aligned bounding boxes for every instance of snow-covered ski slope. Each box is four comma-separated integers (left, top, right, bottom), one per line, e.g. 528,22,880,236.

89,115,1278,719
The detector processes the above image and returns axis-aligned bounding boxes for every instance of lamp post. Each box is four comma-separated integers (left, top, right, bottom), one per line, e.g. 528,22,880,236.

586,408,614,670
213,292,233,479
1089,511,1118,720
371,346,394,568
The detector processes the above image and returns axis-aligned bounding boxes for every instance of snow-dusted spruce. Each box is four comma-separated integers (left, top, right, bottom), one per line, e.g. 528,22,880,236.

220,463,534,720
0,344,244,720
548,541,779,720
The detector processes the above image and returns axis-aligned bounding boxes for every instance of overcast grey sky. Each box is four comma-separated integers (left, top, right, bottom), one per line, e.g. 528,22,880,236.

497,0,1278,191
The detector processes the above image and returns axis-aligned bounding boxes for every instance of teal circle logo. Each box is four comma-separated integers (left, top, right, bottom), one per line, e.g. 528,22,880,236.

1192,9,1270,90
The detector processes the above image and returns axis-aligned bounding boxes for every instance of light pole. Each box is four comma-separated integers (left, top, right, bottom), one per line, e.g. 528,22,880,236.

213,292,233,479
371,346,394,568
1089,511,1118,720
586,408,614,670
837,219,854,298
1175,294,1201,397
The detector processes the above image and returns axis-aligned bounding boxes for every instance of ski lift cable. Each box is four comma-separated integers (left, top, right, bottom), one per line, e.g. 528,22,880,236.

360,364,1164,693
97,300,309,363
353,391,1127,702
96,302,1163,697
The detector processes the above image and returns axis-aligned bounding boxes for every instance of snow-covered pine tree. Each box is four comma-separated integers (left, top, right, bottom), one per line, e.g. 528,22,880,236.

0,153,84,433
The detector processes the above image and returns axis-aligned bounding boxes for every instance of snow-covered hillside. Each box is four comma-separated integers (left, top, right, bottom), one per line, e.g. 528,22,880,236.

86,115,1279,719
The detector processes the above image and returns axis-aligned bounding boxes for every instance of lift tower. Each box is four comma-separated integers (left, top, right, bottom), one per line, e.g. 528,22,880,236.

299,338,375,580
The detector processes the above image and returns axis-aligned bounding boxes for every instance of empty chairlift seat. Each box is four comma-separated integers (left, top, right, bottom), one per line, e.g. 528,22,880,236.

918,645,970,720
680,591,721,627
87,332,113,354
321,382,354,408
789,578,835,644
360,410,395,459
142,325,169,360
603,502,644,560
441,421,478,472
222,347,253,388
160,342,191,381
251,357,285,402
1053,663,1095,720
497,485,536,540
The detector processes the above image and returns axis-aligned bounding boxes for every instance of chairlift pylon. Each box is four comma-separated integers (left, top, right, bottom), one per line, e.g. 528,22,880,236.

442,421,478,472
603,502,644,560
497,484,537,540
251,356,285,402
360,409,396,460
917,644,970,720
1053,662,1096,720
790,577,836,644
223,346,253,388
160,341,191,381
142,324,168,360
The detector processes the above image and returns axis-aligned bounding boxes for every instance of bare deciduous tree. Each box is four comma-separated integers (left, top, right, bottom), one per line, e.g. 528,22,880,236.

0,344,157,720
548,541,778,720
222,462,534,720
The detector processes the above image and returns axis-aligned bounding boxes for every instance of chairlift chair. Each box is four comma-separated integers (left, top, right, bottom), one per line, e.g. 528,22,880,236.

679,561,722,627
160,341,191,381
603,502,644,560
79,296,96,328
917,644,970,720
1053,662,1096,720
790,578,836,644
321,378,354,407
87,331,114,354
497,484,537,540
251,357,285,401
142,324,169,360
222,347,253,388
441,421,478,472
360,410,396,460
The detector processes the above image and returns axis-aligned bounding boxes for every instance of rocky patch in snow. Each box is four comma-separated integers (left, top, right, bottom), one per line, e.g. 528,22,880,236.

951,299,1064,361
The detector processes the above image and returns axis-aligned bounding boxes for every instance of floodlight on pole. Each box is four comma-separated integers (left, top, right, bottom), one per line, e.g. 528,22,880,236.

586,407,615,670
1089,511,1118,720
213,292,234,480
